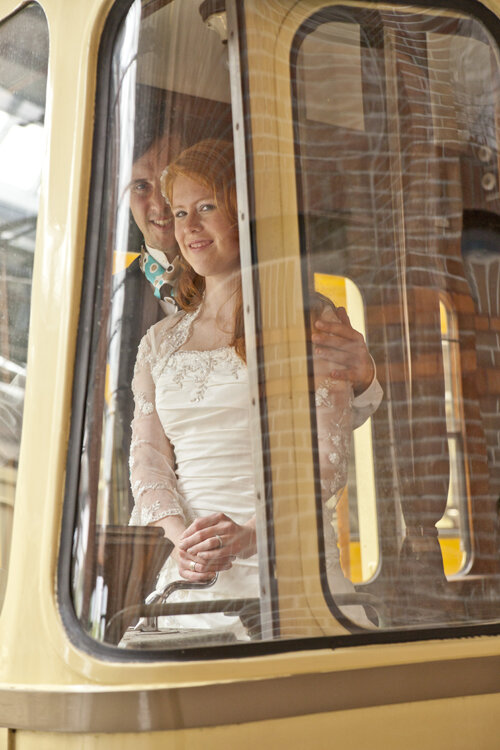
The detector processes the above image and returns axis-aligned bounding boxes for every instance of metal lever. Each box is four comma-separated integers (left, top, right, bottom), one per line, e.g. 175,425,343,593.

139,573,219,630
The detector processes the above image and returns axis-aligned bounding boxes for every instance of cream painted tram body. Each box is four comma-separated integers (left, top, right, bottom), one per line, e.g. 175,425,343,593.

1,0,500,746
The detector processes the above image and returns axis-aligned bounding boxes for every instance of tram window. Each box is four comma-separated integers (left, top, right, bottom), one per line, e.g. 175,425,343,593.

0,4,48,609
68,0,384,651
66,0,500,657
293,7,500,627
70,0,264,649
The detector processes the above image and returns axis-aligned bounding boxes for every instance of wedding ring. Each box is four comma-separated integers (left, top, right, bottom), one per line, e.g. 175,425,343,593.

190,560,196,571
215,534,223,549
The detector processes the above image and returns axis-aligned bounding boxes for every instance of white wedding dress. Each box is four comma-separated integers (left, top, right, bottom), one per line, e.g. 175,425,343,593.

129,308,374,637
129,309,259,635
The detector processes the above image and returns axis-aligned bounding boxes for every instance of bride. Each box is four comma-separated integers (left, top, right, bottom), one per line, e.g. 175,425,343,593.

129,139,380,635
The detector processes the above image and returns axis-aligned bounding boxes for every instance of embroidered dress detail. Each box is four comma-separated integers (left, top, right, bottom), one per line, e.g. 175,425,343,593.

315,379,353,503
134,332,154,372
130,499,185,526
133,479,171,500
136,392,154,416
151,308,201,384
167,348,243,402
315,377,338,408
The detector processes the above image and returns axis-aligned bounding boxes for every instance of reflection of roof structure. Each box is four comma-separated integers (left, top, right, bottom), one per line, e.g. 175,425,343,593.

0,176,38,368
0,2,47,218
0,370,25,465
0,3,47,372
0,4,48,114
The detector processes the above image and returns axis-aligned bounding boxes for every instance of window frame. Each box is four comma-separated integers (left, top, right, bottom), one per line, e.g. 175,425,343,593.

58,0,500,662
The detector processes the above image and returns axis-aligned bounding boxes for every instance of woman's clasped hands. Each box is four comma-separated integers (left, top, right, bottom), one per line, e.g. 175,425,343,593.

177,512,257,581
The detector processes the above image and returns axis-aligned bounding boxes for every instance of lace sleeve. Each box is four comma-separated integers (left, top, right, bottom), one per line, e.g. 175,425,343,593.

315,377,353,506
129,326,185,526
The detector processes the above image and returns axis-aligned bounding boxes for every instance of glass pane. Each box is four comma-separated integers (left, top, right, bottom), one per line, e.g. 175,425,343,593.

294,7,500,626
71,0,259,649
0,4,48,607
70,0,500,656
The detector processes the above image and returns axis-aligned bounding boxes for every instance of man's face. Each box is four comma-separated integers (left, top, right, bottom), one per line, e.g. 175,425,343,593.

129,136,179,258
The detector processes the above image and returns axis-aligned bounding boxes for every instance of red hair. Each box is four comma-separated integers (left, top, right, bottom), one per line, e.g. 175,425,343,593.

161,140,245,361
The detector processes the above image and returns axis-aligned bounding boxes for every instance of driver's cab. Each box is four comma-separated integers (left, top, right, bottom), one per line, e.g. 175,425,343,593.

6,0,496,654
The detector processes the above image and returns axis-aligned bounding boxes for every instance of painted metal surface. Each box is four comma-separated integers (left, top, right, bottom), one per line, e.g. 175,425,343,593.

1,0,500,743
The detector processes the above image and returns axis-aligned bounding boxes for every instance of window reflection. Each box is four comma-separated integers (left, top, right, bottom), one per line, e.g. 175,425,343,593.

0,3,48,608
71,0,245,648
69,0,500,650
314,273,379,584
437,293,472,576
294,7,500,626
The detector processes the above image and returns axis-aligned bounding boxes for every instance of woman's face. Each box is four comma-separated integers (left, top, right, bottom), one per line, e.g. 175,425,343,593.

171,175,240,282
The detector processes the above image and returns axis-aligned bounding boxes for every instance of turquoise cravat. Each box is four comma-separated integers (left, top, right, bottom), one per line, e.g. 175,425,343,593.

139,246,180,301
